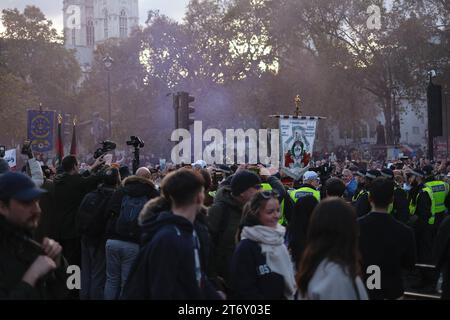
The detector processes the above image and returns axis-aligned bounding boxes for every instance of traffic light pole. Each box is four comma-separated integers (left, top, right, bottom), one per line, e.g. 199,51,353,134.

173,93,179,130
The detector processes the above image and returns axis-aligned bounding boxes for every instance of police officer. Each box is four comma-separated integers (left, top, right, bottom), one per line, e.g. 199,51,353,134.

354,170,381,218
408,168,434,289
352,169,367,203
289,171,321,204
421,165,449,231
381,168,409,224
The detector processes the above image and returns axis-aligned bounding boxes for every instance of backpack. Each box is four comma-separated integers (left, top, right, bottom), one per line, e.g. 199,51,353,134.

78,188,114,237
115,194,148,239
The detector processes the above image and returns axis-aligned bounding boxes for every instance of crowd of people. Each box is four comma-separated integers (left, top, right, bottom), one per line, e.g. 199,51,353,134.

0,146,449,300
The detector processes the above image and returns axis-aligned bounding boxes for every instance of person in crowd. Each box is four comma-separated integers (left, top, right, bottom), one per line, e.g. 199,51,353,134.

358,177,416,299
286,195,318,270
380,168,409,223
434,214,450,300
230,190,296,300
53,155,105,268
355,170,381,217
289,171,321,204
325,177,346,198
121,169,221,299
207,170,262,287
79,167,121,300
103,167,159,300
352,169,367,204
0,172,69,299
0,158,9,175
342,169,357,200
296,198,368,300
408,167,434,289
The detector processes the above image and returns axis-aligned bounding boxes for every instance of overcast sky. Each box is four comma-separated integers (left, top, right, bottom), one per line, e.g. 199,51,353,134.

0,0,190,33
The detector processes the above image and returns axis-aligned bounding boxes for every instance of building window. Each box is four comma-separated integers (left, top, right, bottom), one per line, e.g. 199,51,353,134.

71,28,76,46
104,10,108,39
120,10,127,38
87,20,94,46
412,126,420,135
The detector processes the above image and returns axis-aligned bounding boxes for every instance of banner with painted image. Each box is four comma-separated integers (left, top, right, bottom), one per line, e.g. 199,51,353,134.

280,117,318,180
27,110,55,152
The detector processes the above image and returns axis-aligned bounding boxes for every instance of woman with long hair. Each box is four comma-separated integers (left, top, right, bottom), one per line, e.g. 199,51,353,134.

296,198,368,300
230,190,297,300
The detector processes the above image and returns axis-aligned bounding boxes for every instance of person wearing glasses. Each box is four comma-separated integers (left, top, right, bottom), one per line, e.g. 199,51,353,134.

229,190,297,300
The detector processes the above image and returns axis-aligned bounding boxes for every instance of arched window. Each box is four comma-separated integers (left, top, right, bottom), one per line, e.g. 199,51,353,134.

104,10,108,38
71,28,76,46
119,9,127,38
87,20,94,46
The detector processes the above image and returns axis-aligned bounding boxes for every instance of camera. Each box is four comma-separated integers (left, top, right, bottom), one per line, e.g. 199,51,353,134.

0,145,5,158
94,140,116,159
126,136,144,149
21,140,32,156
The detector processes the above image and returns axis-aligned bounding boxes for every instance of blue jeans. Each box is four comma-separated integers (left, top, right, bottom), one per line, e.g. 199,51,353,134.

104,239,139,300
80,236,106,300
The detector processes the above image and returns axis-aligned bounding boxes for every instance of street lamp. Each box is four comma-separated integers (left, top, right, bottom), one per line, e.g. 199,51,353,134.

103,55,114,138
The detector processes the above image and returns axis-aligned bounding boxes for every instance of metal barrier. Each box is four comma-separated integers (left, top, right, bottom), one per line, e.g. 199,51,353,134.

403,291,441,300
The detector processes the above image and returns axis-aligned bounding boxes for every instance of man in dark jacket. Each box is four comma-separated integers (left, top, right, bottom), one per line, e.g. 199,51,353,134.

434,215,450,299
355,170,381,217
358,177,416,299
53,155,104,267
121,169,220,300
0,172,69,299
380,168,409,223
104,167,159,299
207,170,261,286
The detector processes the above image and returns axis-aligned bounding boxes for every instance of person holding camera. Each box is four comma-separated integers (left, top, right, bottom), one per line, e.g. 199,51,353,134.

53,155,105,272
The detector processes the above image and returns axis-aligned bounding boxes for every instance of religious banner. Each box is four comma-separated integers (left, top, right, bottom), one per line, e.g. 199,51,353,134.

278,116,320,180
27,110,55,152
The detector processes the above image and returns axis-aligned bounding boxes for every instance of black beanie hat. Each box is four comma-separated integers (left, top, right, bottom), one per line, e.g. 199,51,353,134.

231,170,261,197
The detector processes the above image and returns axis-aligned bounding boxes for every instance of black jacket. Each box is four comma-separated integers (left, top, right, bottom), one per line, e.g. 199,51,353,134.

358,212,416,300
207,186,243,284
0,216,69,300
229,239,285,300
105,176,159,243
53,171,101,240
434,215,450,300
392,186,409,224
121,211,219,300
34,178,57,242
355,191,371,218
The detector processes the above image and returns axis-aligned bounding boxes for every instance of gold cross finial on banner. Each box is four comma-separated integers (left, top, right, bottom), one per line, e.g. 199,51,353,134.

73,116,77,126
294,95,302,116
57,114,63,124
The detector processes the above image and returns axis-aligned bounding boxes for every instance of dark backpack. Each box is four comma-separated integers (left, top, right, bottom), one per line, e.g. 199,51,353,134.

115,194,148,239
78,188,114,237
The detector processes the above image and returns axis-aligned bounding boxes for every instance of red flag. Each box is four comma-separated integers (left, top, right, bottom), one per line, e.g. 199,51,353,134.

56,114,64,165
70,117,77,156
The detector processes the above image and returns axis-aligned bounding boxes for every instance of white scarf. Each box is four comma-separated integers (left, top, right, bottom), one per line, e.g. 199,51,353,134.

241,225,297,300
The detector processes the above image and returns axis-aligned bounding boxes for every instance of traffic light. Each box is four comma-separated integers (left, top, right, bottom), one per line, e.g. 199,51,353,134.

427,82,443,137
177,91,195,130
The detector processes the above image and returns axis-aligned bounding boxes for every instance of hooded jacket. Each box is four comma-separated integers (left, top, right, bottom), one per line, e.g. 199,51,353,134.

53,171,101,240
121,211,219,300
207,186,244,284
105,175,159,243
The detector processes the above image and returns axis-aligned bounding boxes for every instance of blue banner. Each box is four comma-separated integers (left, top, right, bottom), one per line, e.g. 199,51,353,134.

27,110,55,152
